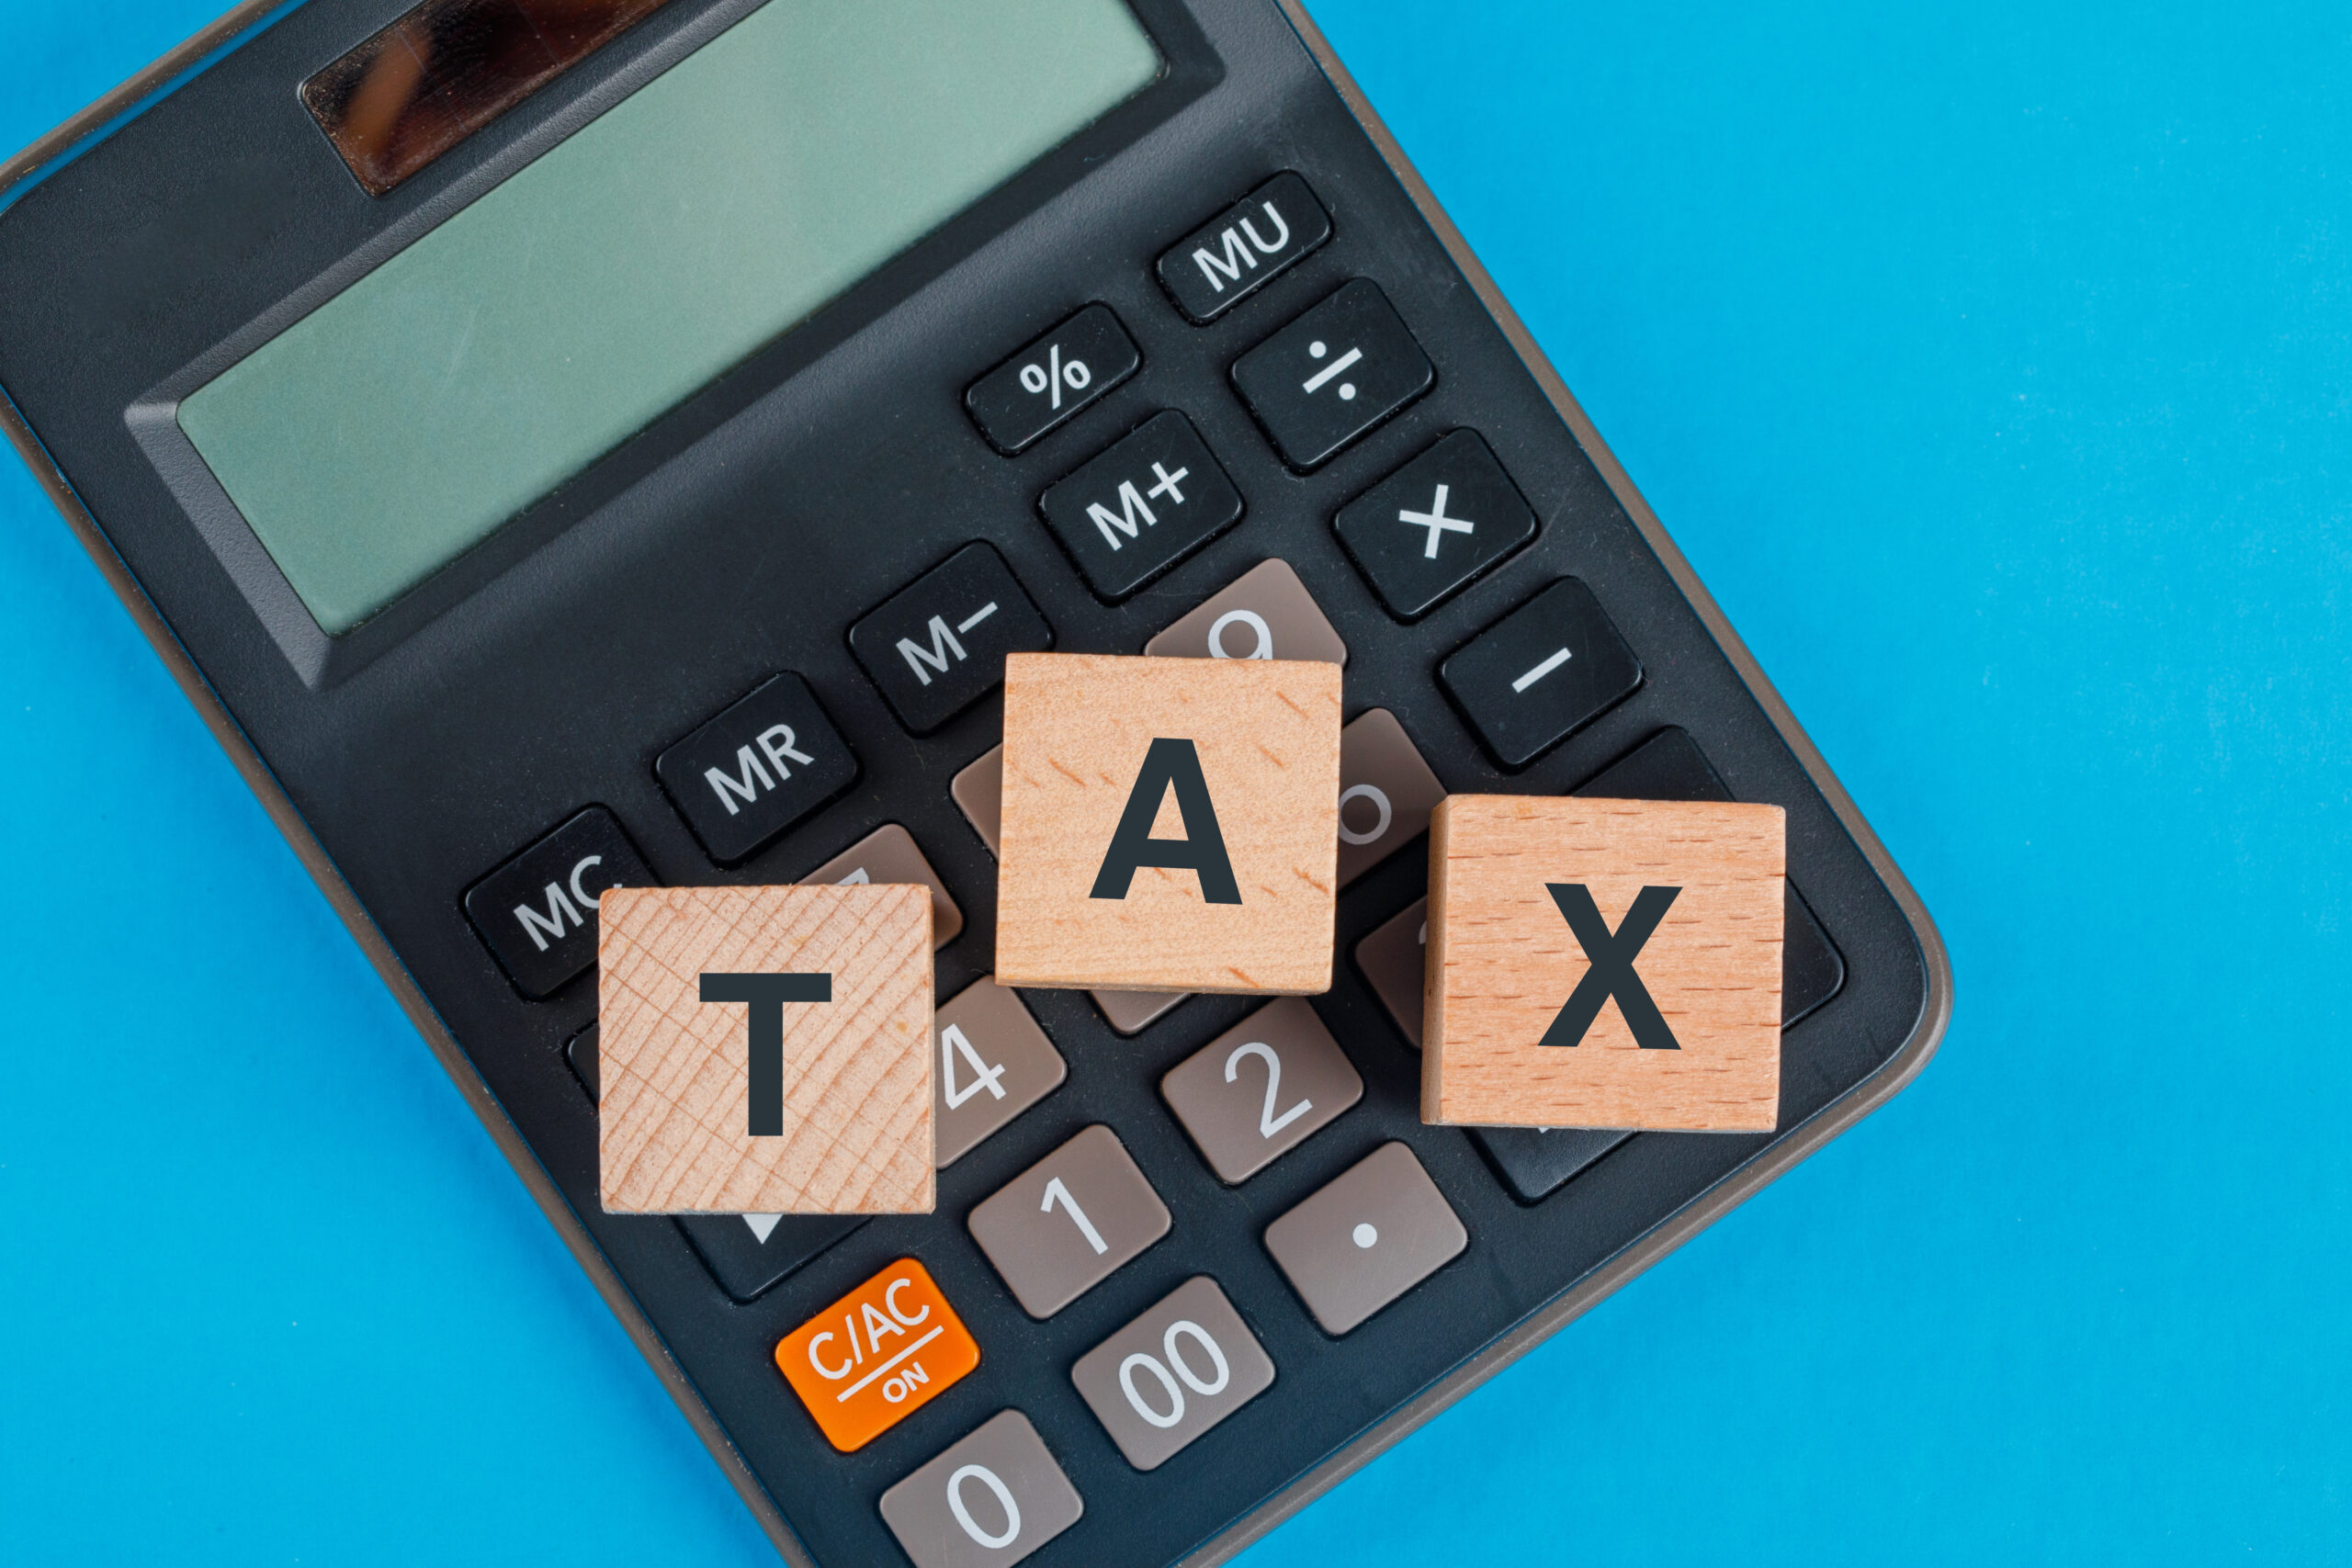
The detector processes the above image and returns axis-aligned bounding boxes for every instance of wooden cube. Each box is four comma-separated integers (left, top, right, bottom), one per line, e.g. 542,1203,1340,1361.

598,884,933,1213
1423,795,1785,1132
995,652,1341,995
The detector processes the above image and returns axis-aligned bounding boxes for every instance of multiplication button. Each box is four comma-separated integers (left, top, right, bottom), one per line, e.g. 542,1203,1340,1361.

1263,1142,1466,1335
1069,1277,1275,1471
1230,279,1432,469
965,304,1140,455
1037,411,1243,600
1438,578,1642,768
1335,430,1537,619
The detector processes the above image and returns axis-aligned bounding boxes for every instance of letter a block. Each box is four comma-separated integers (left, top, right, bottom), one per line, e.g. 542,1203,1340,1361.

1422,795,1786,1132
598,884,934,1214
996,652,1342,995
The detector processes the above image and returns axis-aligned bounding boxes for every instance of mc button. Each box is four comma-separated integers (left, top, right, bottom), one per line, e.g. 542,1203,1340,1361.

775,1258,980,1451
463,807,654,998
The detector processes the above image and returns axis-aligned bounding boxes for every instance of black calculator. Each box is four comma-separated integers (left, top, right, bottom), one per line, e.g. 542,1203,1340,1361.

0,1,1951,1562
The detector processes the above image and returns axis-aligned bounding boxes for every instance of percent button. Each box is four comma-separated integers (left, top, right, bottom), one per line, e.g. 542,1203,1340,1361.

966,303,1143,456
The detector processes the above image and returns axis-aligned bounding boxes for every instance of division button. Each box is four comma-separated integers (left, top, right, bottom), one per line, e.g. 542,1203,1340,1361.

1352,897,1428,1049
463,806,654,998
1262,1142,1465,1335
1335,708,1445,886
965,303,1141,455
801,823,966,949
656,672,858,864
1161,997,1363,1184
1437,577,1642,768
1069,1277,1276,1471
878,1410,1085,1568
933,978,1066,1169
1037,412,1244,600
967,1125,1170,1318
1156,171,1332,323
1230,279,1433,470
1334,430,1538,619
1142,557,1348,666
850,542,1054,735
774,1258,980,1452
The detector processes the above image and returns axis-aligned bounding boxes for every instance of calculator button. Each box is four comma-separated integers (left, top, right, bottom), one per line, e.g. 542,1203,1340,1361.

878,1410,1085,1568
967,1125,1170,1318
1335,708,1445,887
775,1258,979,1452
933,978,1066,1169
947,743,1193,1034
1333,430,1538,620
1467,1125,1631,1205
1156,171,1332,324
1160,998,1363,1184
1438,577,1642,768
1069,1277,1276,1471
656,672,858,864
965,304,1141,455
1141,558,1347,666
1262,1142,1466,1335
849,542,1054,735
1578,728,1846,1024
1036,412,1244,600
463,807,653,999
560,1026,865,1299
1230,279,1433,470
802,823,965,949
1353,897,1427,1050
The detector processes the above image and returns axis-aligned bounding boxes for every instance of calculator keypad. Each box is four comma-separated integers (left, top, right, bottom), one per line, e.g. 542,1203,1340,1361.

1155,172,1331,323
964,304,1141,455
463,806,653,998
1141,557,1348,665
1353,897,1427,1050
967,1125,1171,1318
775,1258,980,1452
1334,429,1537,620
1160,998,1363,1184
801,823,965,948
933,978,1066,1169
878,1410,1085,1568
1334,708,1445,887
1037,411,1243,600
1069,1277,1276,1471
1262,1143,1466,1336
1230,279,1433,469
1438,577,1643,768
849,542,1054,735
656,672,859,864
1468,1125,1631,1205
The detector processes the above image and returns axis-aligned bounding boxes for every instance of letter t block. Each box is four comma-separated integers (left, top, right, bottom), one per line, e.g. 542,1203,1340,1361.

995,652,1342,995
1422,795,1787,1132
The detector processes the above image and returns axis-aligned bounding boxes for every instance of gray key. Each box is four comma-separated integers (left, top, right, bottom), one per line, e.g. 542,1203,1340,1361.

1142,558,1348,666
1263,1142,1465,1335
949,744,1192,1034
1335,709,1446,886
1069,1277,1275,1471
934,978,1066,1169
877,1410,1083,1568
801,821,964,947
1352,897,1427,1049
1161,998,1363,1184
967,1125,1170,1318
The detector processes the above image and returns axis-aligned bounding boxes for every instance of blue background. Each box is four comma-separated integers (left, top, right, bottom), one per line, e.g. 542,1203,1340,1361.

3,1,2346,1562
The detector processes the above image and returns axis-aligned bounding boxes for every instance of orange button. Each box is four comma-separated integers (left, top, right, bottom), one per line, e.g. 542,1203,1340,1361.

774,1258,979,1451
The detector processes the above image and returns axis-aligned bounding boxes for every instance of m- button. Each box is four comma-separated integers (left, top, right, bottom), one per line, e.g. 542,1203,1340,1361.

775,1258,980,1451
1037,412,1243,600
850,542,1053,735
656,672,859,864
462,806,653,998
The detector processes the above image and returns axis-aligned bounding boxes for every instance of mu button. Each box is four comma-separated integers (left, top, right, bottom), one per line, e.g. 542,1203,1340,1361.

775,1258,979,1451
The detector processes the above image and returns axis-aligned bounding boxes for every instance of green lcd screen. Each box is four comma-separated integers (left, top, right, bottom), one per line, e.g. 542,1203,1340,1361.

176,0,1160,636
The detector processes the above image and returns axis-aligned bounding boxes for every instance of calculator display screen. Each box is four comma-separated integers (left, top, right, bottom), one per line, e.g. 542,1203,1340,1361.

175,0,1159,637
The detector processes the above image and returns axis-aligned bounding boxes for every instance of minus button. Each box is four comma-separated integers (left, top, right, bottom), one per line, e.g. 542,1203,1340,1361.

1511,647,1573,693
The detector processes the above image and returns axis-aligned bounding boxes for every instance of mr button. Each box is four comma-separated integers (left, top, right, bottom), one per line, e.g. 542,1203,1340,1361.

598,884,934,1214
775,1258,979,1451
1422,795,1786,1132
994,652,1340,996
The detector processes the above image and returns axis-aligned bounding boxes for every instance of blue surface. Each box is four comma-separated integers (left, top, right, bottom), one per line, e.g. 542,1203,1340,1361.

2,1,2346,1562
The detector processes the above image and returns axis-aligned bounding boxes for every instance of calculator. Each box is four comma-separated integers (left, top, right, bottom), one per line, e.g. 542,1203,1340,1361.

0,1,1951,1563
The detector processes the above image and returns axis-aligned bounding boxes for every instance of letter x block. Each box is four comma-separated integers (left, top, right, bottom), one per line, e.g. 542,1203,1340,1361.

995,652,1341,995
1422,795,1786,1132
598,884,934,1213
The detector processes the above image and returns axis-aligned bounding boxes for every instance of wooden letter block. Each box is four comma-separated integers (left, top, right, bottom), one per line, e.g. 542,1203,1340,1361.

598,884,934,1214
1423,795,1785,1132
996,652,1341,995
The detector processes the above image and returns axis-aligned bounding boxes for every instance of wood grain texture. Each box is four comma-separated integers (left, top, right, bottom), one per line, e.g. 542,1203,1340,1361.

598,884,933,1214
1422,795,1785,1132
995,652,1341,995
